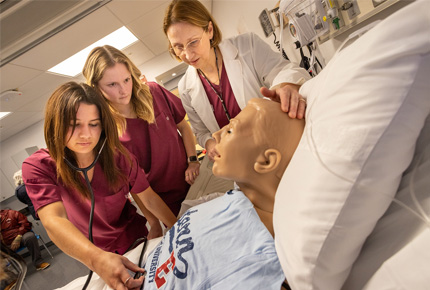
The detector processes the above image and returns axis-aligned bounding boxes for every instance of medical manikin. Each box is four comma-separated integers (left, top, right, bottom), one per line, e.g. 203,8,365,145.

139,98,304,290
212,97,304,236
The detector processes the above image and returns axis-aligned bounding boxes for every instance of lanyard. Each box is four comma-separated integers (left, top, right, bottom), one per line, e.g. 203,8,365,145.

198,47,231,121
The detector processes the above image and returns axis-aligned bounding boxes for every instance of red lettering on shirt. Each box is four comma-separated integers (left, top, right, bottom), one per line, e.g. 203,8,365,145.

155,251,176,288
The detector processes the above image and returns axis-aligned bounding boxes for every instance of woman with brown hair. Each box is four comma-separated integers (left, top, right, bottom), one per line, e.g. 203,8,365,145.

163,0,311,161
22,82,176,289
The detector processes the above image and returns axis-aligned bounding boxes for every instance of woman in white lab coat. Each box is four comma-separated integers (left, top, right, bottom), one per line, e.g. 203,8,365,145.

163,0,311,161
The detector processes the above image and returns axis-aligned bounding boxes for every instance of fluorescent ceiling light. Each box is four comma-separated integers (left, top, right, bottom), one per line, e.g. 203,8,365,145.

0,112,12,120
48,26,138,77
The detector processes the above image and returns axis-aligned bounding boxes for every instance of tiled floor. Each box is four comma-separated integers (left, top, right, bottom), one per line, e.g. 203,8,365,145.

20,243,89,290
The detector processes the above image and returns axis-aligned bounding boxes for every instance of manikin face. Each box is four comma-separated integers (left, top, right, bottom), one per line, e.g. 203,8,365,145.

167,22,213,69
212,105,260,182
65,103,102,160
97,62,133,108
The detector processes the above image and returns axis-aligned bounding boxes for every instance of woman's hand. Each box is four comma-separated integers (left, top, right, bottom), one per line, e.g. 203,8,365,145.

260,84,306,119
205,139,219,162
92,251,145,290
185,162,200,185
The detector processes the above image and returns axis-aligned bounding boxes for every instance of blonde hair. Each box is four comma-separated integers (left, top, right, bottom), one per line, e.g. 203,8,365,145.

163,0,222,61
82,45,155,124
13,170,23,187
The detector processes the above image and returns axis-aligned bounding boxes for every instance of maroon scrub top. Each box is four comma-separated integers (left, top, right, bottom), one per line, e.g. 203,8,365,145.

120,82,189,216
199,62,241,128
22,149,149,255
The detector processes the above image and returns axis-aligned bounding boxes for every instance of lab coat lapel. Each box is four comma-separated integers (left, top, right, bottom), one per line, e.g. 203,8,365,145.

219,41,246,109
186,68,220,133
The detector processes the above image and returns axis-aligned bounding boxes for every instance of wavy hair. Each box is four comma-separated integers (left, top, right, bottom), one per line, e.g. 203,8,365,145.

44,82,128,199
82,45,154,124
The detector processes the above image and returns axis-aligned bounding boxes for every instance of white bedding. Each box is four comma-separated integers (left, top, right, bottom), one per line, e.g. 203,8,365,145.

55,237,162,290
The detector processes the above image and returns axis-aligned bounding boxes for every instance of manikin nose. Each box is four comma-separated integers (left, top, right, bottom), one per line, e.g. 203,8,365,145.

213,129,221,143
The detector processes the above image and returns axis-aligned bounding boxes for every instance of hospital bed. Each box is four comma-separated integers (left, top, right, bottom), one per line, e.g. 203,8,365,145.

274,0,430,289
55,237,162,290
59,1,429,289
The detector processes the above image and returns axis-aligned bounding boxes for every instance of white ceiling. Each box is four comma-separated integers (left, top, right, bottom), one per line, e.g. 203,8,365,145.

0,0,212,142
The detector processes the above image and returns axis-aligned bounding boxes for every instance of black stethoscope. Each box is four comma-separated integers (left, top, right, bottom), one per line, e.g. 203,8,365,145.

64,138,147,288
63,138,106,290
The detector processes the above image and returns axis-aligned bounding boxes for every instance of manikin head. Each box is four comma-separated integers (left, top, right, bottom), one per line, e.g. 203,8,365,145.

212,98,305,235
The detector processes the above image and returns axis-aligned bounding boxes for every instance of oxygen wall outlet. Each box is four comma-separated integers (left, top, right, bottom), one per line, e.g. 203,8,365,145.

341,0,361,20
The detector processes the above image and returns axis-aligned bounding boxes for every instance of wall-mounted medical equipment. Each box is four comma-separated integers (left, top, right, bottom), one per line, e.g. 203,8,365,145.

262,0,403,76
316,0,402,43
280,0,331,48
277,0,329,76
259,7,290,60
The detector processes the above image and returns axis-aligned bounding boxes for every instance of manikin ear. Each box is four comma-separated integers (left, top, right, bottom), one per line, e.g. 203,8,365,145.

254,149,282,174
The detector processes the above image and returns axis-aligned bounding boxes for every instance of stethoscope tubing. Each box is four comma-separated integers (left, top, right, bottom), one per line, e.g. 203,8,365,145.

63,138,106,290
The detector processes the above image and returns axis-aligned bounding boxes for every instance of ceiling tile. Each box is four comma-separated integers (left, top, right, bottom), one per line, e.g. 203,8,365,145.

142,30,170,56
0,90,26,113
17,72,73,109
11,7,124,71
137,51,180,82
0,111,42,141
123,42,155,68
0,64,42,92
127,2,170,39
18,93,51,113
106,0,168,25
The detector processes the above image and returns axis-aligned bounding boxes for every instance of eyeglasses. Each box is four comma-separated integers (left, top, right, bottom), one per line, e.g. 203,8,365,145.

170,33,204,56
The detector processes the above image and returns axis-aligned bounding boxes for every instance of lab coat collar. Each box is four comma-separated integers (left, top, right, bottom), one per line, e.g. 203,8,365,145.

218,41,246,109
184,66,220,133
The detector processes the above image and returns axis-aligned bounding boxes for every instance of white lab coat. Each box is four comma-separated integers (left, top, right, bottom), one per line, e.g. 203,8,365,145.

178,32,311,147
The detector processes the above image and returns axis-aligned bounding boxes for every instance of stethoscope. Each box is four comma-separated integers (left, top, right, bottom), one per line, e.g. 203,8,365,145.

63,138,106,290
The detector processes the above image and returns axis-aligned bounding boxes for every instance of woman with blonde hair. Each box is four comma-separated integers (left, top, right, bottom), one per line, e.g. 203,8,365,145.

22,82,176,289
83,45,200,232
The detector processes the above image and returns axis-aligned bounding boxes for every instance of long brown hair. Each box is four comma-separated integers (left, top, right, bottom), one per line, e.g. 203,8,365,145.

44,82,128,199
82,45,155,124
163,0,222,61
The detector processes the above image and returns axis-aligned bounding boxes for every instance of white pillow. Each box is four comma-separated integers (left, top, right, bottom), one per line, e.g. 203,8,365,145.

273,1,430,289
345,114,430,289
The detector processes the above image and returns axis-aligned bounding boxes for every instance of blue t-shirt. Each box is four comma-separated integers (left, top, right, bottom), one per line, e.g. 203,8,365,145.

143,190,285,289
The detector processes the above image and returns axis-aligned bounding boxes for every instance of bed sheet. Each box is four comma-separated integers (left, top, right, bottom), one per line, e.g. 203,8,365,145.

55,237,162,290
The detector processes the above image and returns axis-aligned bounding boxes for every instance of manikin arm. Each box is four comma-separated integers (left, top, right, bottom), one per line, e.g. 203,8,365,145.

130,193,163,239
134,187,177,229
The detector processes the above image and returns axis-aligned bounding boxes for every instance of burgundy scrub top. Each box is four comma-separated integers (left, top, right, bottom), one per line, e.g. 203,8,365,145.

199,62,241,128
22,148,149,255
120,82,189,216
